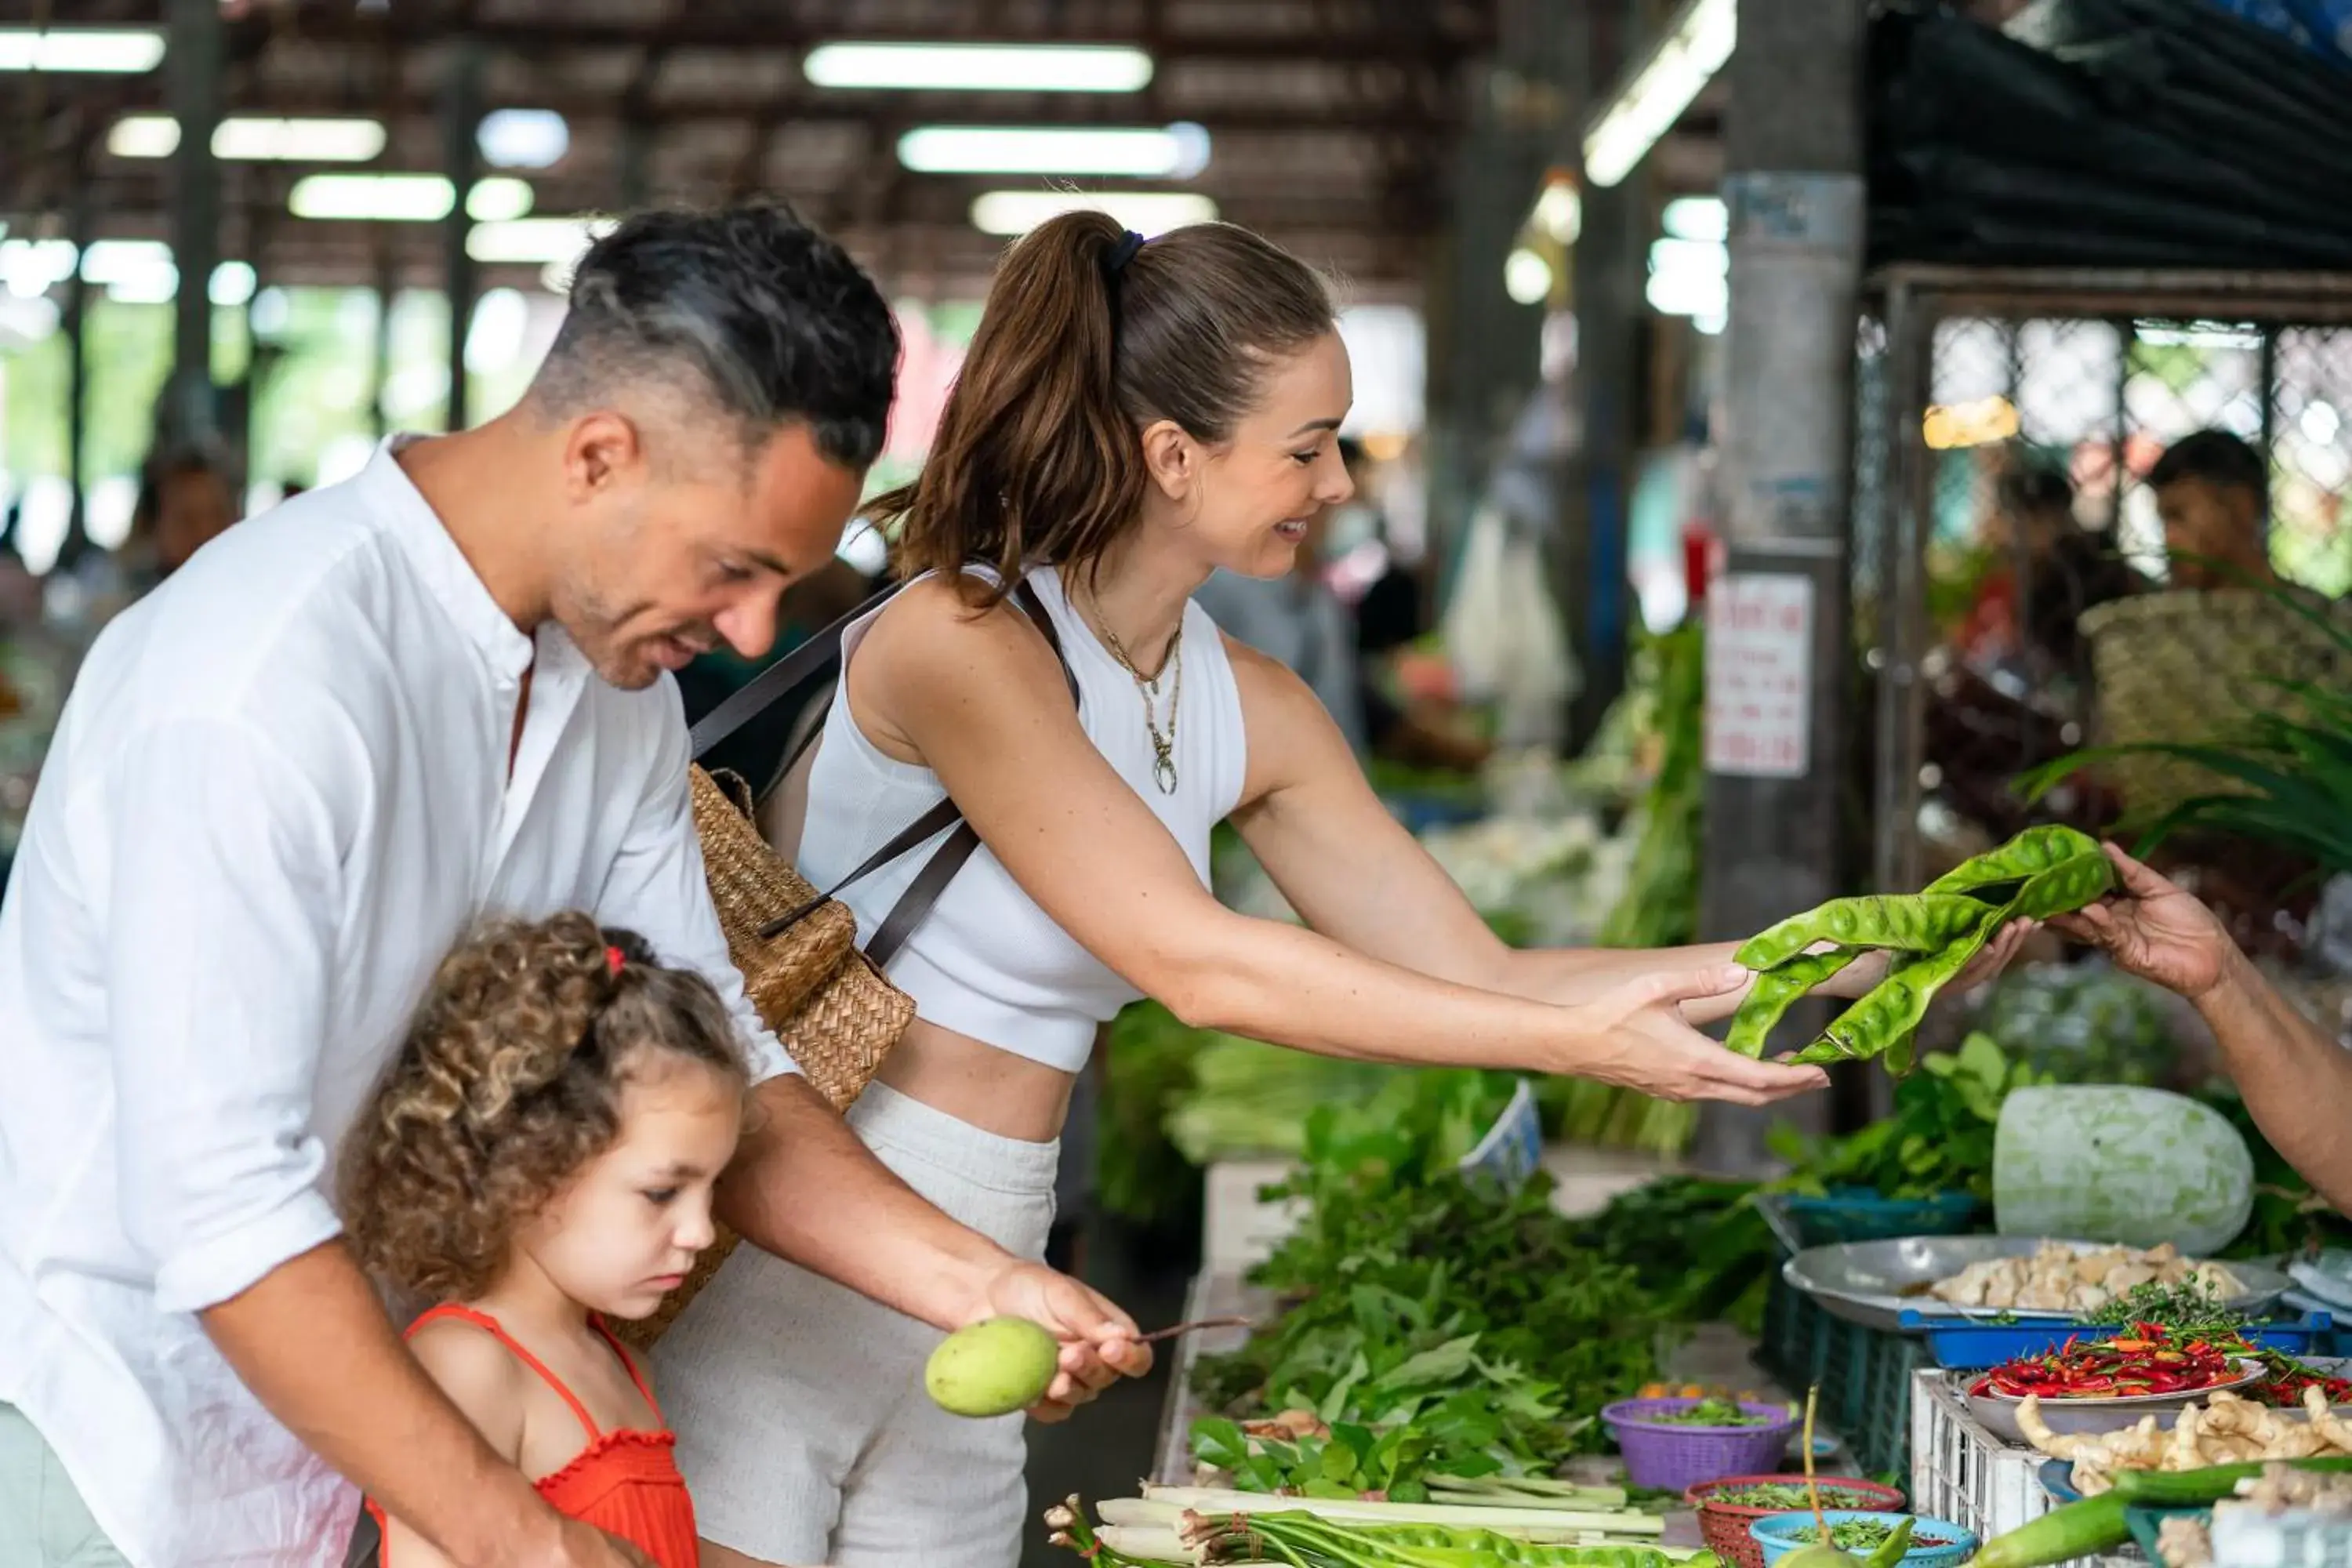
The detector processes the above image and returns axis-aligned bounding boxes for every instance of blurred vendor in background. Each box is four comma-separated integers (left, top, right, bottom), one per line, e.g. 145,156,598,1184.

2059,843,2352,1214
2150,429,2273,590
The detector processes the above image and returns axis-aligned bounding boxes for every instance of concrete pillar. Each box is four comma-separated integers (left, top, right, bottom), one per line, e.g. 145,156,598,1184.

62,176,93,552
1693,0,1869,1167
440,40,484,433
619,119,654,212
165,0,224,450
1564,0,1644,748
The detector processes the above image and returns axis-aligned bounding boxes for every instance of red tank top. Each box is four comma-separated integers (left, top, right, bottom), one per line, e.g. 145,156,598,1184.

368,1304,699,1568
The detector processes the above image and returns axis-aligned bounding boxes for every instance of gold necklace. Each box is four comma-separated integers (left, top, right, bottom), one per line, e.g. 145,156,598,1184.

1092,607,1185,796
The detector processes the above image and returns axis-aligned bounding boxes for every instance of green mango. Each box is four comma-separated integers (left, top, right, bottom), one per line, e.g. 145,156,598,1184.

925,1316,1061,1418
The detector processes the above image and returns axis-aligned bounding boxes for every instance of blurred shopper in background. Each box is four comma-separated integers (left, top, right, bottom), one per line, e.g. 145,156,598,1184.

2151,429,2274,590
125,447,241,589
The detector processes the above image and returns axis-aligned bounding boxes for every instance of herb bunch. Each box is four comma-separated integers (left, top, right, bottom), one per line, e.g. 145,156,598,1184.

1190,1073,1676,1496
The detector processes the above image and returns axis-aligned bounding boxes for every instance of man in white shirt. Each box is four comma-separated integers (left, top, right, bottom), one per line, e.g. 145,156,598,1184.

0,204,1147,1568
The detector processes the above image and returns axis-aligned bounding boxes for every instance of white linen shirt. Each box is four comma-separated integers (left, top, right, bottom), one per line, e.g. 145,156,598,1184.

0,437,789,1567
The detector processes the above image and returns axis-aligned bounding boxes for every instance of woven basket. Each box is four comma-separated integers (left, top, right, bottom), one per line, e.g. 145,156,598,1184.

1687,1476,1907,1568
607,765,916,1352
2082,590,2352,825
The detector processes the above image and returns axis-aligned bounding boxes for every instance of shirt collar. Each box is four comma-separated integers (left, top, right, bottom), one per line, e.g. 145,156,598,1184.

365,434,538,681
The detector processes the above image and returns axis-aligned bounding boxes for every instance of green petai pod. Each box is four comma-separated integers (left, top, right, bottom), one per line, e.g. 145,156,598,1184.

1735,895,1994,972
1726,948,1863,1058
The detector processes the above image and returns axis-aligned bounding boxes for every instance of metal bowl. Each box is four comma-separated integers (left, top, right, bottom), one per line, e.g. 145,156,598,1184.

1966,1359,2267,1446
1780,1236,2291,1332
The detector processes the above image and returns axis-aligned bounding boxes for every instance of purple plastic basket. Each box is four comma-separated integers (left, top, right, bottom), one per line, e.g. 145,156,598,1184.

1602,1399,1802,1493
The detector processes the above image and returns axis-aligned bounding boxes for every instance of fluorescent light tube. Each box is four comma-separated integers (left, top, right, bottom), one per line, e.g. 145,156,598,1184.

468,216,615,264
1582,0,1734,190
969,189,1216,238
111,115,387,162
0,28,165,74
805,42,1152,93
289,174,532,223
899,124,1206,177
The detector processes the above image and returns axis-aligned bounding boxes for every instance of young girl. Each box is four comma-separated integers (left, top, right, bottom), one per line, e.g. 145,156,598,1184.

341,913,752,1568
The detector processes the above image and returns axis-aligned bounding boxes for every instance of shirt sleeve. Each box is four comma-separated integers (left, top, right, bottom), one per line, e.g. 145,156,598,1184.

597,702,798,1084
104,716,350,1315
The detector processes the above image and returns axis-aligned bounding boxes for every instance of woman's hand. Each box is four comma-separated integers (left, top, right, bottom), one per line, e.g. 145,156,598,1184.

1566,964,1831,1105
967,1260,1153,1424
2049,842,2234,1000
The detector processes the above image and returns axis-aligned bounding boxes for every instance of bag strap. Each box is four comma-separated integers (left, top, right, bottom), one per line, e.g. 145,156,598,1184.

688,581,902,760
734,575,1080,971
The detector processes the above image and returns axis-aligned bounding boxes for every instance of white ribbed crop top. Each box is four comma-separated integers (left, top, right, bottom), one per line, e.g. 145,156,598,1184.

795,566,1249,1073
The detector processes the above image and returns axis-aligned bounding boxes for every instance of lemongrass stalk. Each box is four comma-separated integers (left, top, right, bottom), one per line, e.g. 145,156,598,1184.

1428,1477,1628,1508
1140,1484,1664,1536
1094,1523,1192,1564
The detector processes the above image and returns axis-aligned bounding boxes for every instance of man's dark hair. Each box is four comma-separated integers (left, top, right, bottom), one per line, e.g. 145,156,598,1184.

533,202,899,470
2148,429,2267,502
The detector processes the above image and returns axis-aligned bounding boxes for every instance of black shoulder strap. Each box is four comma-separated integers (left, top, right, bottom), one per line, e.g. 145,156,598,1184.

742,574,1080,970
688,581,902,760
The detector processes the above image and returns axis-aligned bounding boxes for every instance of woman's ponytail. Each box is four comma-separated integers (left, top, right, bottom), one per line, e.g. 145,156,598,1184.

875,209,1334,604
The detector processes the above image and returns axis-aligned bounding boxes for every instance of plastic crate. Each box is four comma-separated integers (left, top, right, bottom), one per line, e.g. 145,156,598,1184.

1854,1332,1933,1478
1759,1276,1928,1478
1909,1368,2141,1568
1902,1309,2336,1370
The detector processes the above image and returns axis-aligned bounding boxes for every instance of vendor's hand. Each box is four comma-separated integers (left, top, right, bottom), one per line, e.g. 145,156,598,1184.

1572,964,1830,1105
1957,917,2035,993
967,1259,1152,1423
2049,842,2233,1000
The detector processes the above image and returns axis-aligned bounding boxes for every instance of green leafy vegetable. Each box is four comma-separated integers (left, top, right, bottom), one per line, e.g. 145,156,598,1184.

1189,1073,1676,1497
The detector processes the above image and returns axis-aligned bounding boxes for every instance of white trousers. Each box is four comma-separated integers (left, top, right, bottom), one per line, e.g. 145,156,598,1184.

653,1081,1059,1567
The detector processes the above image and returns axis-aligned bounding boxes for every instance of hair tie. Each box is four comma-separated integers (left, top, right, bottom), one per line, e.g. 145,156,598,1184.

605,945,626,977
1105,230,1145,279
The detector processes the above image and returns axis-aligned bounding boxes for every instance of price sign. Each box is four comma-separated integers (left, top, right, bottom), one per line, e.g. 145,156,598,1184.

1705,572,1815,779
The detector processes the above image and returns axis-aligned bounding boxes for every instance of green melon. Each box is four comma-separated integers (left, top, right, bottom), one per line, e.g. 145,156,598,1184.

1994,1085,2253,1257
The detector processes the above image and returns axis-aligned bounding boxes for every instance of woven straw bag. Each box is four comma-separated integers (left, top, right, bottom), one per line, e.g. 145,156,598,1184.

609,579,1073,1350
2082,587,2352,823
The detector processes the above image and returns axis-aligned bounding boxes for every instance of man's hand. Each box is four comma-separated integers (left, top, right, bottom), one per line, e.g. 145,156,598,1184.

1571,964,1831,1105
2049,843,2234,1000
534,1521,655,1568
963,1260,1152,1423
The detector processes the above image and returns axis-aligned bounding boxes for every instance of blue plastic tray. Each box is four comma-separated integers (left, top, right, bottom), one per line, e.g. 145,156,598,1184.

1766,1190,1987,1250
1900,1309,2336,1370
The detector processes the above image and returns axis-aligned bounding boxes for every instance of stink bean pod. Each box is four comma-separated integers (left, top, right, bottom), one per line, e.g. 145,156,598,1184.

1733,894,1994,972
1788,840,2115,1067
2003,844,2117,920
1726,947,1863,1058
1924,823,2105,900
1790,937,1985,1066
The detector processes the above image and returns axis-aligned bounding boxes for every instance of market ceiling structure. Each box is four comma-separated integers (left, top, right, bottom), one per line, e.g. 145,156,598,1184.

2,0,1508,300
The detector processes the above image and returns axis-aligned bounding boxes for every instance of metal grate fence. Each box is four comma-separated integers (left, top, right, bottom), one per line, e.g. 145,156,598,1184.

1854,267,2352,898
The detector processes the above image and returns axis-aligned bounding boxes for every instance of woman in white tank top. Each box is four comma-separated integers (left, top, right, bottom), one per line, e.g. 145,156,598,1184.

654,214,2021,1568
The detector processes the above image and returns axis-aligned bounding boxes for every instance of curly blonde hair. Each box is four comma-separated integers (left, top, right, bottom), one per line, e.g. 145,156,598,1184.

339,913,747,1301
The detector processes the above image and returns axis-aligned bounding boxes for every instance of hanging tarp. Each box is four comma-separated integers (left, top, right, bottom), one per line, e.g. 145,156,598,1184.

1871,0,2352,270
